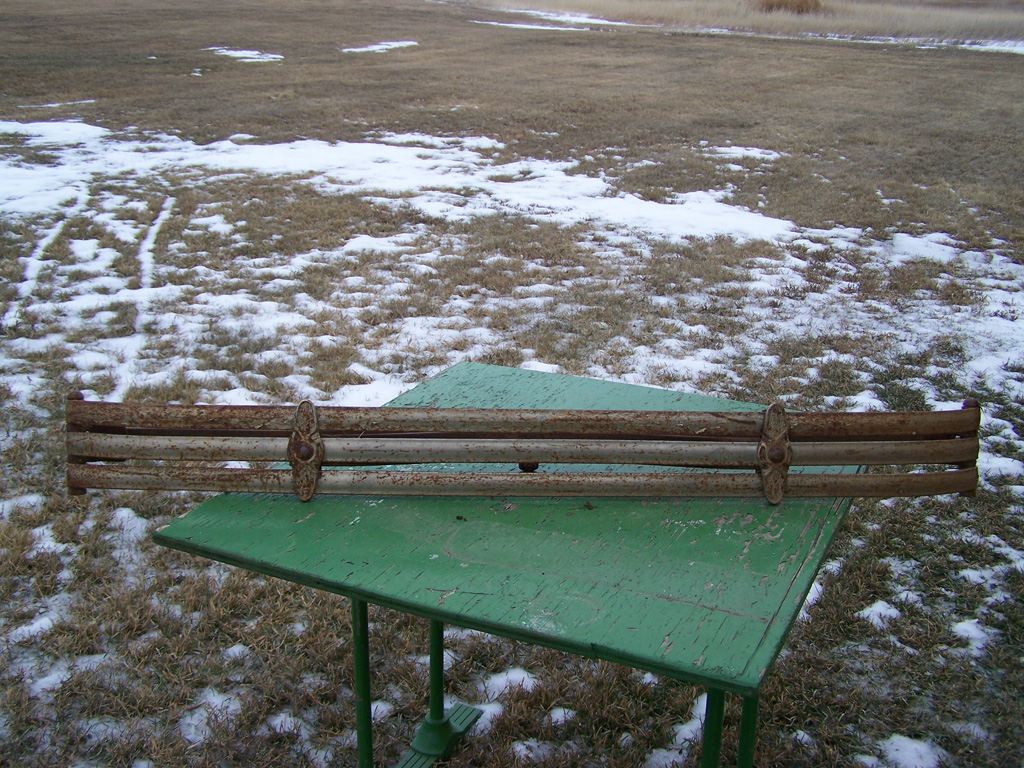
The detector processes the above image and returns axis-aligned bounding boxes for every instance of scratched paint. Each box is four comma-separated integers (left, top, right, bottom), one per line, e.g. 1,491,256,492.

153,364,859,693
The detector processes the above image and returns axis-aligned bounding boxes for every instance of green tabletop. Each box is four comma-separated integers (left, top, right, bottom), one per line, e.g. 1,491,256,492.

154,362,853,695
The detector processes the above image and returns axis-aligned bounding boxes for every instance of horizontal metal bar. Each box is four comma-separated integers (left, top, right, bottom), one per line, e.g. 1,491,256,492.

789,409,980,441
68,432,978,469
786,468,978,498
67,398,981,442
68,433,289,463
792,437,979,466
67,400,765,440
67,464,977,499
68,433,759,468
68,463,291,495
64,464,761,497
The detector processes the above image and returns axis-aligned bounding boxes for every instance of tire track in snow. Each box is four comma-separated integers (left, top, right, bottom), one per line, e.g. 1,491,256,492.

109,195,175,398
138,197,175,292
2,188,89,330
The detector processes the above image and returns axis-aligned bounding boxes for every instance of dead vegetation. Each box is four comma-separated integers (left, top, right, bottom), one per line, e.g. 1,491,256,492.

1,0,1024,766
753,0,824,15
479,0,1024,40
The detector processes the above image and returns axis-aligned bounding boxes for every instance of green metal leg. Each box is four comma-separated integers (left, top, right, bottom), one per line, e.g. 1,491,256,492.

427,619,445,722
737,695,758,768
397,620,482,768
701,688,726,768
352,598,373,768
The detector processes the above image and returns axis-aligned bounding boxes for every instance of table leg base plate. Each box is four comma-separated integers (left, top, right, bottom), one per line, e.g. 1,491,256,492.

396,703,483,767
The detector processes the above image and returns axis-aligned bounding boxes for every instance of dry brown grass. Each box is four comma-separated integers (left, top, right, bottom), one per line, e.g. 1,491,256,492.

2,1,1024,766
479,0,1024,40
3,0,1023,258
754,0,824,15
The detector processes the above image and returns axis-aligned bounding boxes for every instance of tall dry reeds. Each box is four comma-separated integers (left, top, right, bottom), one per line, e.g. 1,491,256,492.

478,0,1024,40
754,0,824,14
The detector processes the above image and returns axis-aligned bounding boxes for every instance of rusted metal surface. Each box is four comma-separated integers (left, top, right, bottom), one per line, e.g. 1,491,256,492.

67,434,760,468
787,406,979,441
287,400,324,502
67,397,982,441
65,433,979,469
67,433,290,462
66,464,978,499
66,398,768,440
65,394,982,504
67,463,292,495
793,438,979,466
785,468,978,498
757,403,792,504
65,391,88,496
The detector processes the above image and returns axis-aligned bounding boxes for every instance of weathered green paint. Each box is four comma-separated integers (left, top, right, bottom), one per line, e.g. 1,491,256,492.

738,695,759,768
428,620,446,722
352,598,372,768
397,704,482,768
401,620,482,764
155,363,853,698
154,363,856,765
701,688,727,768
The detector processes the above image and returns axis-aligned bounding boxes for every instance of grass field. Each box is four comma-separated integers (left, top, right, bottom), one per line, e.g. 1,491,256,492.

2,0,1024,766
477,0,1024,41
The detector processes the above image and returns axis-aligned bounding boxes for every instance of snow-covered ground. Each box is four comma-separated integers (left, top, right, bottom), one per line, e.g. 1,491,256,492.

2,118,1022,433
2,18,1023,757
505,7,1024,55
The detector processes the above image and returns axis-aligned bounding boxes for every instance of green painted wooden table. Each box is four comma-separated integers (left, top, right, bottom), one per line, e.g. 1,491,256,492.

154,362,855,767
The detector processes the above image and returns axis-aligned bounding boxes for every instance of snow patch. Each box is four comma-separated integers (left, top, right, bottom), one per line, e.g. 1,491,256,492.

342,41,418,53
878,734,948,768
468,700,504,734
512,738,556,761
857,600,902,631
547,706,576,725
645,692,706,766
951,618,994,658
481,667,538,698
0,493,44,520
206,47,283,62
179,688,243,745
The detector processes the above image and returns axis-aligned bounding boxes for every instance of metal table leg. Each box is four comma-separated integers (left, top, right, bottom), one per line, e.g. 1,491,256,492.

701,688,726,768
737,694,758,768
397,619,482,767
352,598,373,768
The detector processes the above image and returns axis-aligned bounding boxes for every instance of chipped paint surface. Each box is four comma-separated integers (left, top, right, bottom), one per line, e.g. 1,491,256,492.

155,363,855,693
